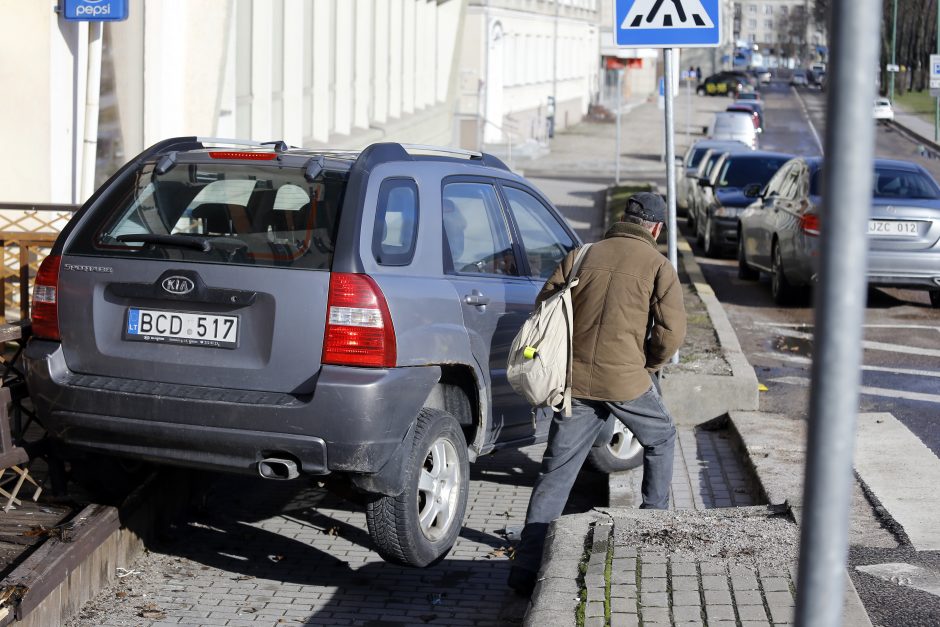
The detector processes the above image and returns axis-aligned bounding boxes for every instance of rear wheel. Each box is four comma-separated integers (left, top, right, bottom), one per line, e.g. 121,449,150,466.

586,420,643,473
366,408,469,567
930,290,940,308
771,243,803,305
737,235,759,280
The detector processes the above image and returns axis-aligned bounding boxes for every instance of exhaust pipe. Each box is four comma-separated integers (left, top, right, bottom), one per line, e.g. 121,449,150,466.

257,458,299,480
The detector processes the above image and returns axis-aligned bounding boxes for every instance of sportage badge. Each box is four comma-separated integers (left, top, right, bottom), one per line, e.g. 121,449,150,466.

162,276,195,295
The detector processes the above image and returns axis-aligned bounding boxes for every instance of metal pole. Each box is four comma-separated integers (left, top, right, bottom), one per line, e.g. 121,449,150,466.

616,69,622,185
794,0,881,623
936,1,939,142
889,0,897,101
664,49,677,272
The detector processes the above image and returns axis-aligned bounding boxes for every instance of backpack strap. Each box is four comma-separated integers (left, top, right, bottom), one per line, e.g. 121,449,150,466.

559,244,591,416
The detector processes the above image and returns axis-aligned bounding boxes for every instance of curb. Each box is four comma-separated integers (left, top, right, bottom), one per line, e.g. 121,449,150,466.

659,239,760,423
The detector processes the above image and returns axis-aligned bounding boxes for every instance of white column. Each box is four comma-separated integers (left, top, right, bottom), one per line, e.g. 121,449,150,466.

250,0,273,141
388,0,403,119
401,0,415,115
373,0,390,124
283,0,304,145
312,0,333,143
333,0,353,136
353,0,373,130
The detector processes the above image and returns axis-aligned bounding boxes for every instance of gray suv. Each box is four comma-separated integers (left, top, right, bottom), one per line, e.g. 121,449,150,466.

25,138,637,567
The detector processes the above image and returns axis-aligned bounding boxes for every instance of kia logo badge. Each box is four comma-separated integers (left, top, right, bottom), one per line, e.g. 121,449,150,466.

162,276,195,295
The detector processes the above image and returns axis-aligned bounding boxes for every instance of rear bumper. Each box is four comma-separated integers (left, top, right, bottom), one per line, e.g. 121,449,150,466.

794,243,940,290
25,340,441,478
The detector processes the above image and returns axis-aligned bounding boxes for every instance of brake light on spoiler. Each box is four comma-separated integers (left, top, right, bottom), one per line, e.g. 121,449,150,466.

208,151,277,160
322,273,396,368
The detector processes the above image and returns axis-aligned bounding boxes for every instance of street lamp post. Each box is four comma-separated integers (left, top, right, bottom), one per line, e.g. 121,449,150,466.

889,0,897,101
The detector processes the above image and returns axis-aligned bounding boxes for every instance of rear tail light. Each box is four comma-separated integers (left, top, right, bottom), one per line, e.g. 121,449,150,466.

32,255,61,340
322,273,396,368
208,151,277,160
800,213,821,236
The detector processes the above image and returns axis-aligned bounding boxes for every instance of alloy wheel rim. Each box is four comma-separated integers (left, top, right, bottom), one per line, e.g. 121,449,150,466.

607,421,642,460
772,247,781,296
416,436,461,542
704,219,712,253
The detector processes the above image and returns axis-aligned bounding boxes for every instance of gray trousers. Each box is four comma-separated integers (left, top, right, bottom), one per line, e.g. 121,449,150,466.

513,383,677,575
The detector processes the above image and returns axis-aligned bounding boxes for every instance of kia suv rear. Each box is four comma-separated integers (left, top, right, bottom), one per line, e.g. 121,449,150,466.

25,137,607,567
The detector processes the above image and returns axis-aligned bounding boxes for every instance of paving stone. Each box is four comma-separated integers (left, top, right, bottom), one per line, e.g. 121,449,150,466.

731,570,760,592
615,547,638,558
585,616,606,627
642,564,667,578
672,605,703,622
610,614,640,627
642,551,668,563
699,562,727,575
640,606,671,623
671,562,698,577
701,575,730,591
672,575,700,591
586,601,606,618
642,577,668,592
734,589,765,606
704,604,737,622
672,590,702,606
761,577,791,592
765,591,794,607
704,588,733,605
769,603,795,623
639,590,669,607
737,603,770,621
610,597,637,614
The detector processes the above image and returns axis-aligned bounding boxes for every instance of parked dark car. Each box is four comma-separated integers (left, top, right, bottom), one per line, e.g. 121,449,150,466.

697,72,745,97
677,139,749,214
693,151,792,256
24,137,639,568
738,157,940,307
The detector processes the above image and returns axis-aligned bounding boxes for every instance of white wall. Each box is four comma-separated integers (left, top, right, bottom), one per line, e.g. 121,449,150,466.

0,0,467,204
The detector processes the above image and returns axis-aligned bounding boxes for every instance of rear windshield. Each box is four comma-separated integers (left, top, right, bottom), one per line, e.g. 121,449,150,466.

715,156,789,188
69,161,347,270
714,114,752,132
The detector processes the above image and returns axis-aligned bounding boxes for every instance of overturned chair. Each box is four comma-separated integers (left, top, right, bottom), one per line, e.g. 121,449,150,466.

0,387,41,512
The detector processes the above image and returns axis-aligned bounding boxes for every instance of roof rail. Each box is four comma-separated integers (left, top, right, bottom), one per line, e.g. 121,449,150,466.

399,144,483,159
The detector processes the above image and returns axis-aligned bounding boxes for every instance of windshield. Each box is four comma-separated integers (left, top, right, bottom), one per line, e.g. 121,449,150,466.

809,166,940,199
687,147,710,168
75,161,347,269
716,156,790,189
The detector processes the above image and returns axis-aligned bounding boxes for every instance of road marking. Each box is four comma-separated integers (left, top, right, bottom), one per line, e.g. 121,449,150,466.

855,563,940,599
855,413,940,551
772,327,940,359
769,376,940,404
791,87,825,154
755,351,940,379
755,322,940,332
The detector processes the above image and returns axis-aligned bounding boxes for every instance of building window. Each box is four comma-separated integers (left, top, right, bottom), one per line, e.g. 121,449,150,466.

764,19,773,29
747,18,757,29
748,4,757,13
764,5,773,14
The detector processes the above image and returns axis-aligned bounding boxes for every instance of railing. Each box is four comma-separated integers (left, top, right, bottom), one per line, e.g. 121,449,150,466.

0,203,78,323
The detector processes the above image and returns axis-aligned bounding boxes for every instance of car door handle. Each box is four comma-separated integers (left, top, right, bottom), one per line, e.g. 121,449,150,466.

464,292,490,306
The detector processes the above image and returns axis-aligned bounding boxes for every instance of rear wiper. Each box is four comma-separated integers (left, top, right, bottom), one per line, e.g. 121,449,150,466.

116,233,211,252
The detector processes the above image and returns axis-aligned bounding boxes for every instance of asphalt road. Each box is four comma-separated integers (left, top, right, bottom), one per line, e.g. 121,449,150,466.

687,79,940,626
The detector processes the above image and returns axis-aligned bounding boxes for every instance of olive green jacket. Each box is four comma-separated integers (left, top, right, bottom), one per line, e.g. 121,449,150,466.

536,222,687,402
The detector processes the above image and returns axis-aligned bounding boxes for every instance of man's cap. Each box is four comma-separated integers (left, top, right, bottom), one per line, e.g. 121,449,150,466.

623,192,667,224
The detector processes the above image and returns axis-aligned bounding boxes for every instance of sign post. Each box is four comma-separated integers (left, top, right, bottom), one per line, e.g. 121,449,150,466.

614,0,722,273
931,54,940,141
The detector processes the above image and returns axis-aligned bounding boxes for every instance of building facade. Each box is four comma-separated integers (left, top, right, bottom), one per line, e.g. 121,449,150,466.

733,0,824,62
1,0,466,204
456,0,601,153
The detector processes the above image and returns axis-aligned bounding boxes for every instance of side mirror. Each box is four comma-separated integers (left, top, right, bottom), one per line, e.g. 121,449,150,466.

698,177,713,188
743,183,762,198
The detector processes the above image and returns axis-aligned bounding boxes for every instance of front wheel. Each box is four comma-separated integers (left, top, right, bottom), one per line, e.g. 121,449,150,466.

586,420,643,473
703,217,719,257
737,235,759,280
366,408,469,567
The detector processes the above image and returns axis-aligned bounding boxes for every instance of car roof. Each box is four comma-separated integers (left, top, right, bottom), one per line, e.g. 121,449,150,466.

692,139,750,150
722,151,793,161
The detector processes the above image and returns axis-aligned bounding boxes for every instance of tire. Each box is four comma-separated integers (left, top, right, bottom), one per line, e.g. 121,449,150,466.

703,217,719,257
69,454,151,504
366,408,469,567
930,290,940,308
737,235,759,280
686,207,696,231
586,420,643,473
771,242,802,306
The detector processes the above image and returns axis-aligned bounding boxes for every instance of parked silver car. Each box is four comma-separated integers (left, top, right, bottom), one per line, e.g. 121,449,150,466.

687,144,752,232
677,139,749,214
738,157,940,307
708,111,759,149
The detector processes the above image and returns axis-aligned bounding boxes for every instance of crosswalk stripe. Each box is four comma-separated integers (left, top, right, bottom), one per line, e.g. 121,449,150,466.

855,413,940,551
768,376,940,404
755,352,940,379
855,563,940,599
772,327,940,359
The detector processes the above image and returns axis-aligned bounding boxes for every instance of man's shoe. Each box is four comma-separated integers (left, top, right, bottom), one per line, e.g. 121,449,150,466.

507,566,538,597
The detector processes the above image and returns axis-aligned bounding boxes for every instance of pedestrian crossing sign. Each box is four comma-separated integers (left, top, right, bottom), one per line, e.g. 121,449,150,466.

615,0,722,48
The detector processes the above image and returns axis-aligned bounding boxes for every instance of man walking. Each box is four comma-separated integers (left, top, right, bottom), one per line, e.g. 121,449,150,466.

508,192,687,596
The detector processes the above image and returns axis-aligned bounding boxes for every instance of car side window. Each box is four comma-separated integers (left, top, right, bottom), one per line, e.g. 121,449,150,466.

372,178,419,266
765,164,790,198
502,186,575,278
442,182,519,276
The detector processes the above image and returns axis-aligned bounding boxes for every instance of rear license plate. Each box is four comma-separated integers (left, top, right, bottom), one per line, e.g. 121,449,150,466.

125,308,238,349
868,220,920,237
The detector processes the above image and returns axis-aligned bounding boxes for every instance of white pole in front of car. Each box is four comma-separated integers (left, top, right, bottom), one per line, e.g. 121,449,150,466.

663,48,679,365
794,0,880,623
616,69,623,185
